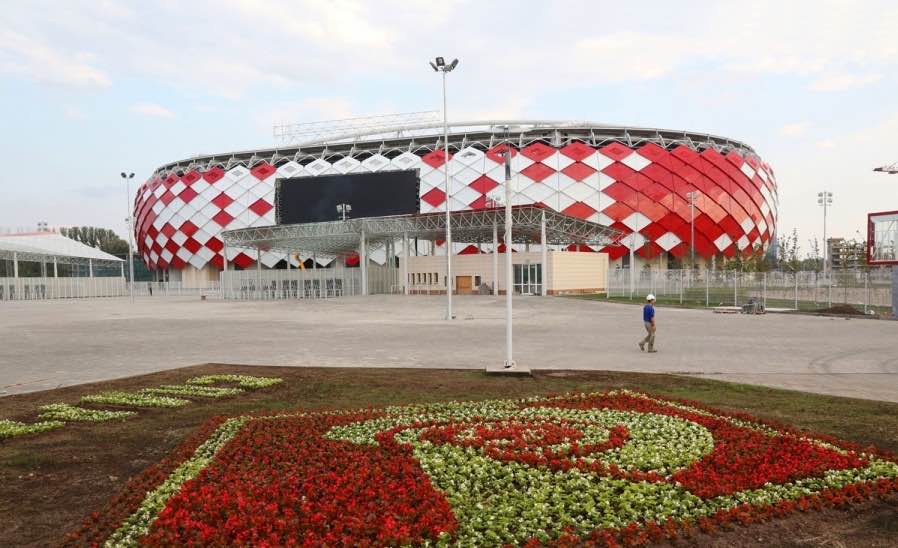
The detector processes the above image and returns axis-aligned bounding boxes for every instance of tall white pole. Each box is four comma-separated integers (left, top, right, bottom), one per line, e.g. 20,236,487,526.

540,210,547,296
504,147,515,368
442,70,453,320
122,173,136,303
256,247,262,299
492,224,498,296
221,244,228,299
402,232,409,295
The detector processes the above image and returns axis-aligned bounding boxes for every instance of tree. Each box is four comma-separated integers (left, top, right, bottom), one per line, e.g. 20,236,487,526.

775,228,801,271
60,226,129,257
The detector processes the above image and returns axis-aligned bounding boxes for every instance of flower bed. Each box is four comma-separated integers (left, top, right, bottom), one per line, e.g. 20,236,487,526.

186,374,283,389
141,385,244,398
38,403,136,422
0,418,64,439
72,390,898,547
81,391,190,408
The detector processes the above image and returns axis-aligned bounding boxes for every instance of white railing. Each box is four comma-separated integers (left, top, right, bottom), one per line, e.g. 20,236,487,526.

0,277,220,301
606,268,893,312
219,264,395,300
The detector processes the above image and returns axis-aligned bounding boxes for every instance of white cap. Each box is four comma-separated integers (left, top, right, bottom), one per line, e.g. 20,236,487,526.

646,294,656,301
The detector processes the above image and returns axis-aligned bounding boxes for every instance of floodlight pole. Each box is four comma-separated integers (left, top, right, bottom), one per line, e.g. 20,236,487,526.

121,172,136,302
503,144,515,368
431,56,458,320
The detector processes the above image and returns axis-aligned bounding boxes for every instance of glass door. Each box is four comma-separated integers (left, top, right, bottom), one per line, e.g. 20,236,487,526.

513,263,542,295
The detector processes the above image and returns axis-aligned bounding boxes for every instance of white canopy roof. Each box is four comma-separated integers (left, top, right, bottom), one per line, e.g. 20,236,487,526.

0,232,124,266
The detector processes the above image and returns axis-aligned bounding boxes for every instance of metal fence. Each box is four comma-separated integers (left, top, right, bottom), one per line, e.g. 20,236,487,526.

606,268,894,313
220,264,397,300
0,277,219,301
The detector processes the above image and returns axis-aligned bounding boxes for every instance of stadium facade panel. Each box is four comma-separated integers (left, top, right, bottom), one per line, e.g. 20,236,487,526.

133,123,778,275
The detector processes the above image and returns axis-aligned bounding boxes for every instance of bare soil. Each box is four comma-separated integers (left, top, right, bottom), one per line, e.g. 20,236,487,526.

1,365,896,547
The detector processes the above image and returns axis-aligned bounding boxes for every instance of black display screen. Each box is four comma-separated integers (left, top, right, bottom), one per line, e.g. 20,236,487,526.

276,170,420,224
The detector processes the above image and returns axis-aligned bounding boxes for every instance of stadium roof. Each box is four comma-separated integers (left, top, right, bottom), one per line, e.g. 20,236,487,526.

0,232,124,266
156,119,758,175
221,205,623,256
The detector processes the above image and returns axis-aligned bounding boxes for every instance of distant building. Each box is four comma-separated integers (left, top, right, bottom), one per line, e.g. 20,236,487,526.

826,237,865,270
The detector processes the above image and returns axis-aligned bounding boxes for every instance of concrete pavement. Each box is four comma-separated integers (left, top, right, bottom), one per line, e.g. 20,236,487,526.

1,295,896,402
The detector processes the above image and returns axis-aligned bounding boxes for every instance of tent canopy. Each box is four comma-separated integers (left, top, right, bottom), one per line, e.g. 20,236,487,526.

0,232,124,267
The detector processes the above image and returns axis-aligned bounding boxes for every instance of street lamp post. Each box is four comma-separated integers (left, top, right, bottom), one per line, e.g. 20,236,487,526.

121,172,135,302
430,56,459,321
502,136,515,368
818,191,833,279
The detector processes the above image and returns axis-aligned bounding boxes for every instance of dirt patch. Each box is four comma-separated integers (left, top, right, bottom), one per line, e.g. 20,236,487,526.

814,304,866,316
1,364,897,547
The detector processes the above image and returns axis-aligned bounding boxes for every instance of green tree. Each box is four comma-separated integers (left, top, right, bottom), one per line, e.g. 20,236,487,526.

60,226,129,257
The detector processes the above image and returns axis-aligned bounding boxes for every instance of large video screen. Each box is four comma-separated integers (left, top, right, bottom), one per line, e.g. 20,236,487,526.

276,170,420,224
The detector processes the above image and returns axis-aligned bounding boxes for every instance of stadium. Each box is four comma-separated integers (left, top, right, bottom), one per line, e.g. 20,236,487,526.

132,121,779,288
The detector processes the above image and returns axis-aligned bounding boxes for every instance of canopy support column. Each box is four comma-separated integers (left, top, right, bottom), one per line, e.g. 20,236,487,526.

492,225,498,296
53,257,58,278
13,251,19,278
221,244,228,299
402,232,409,295
360,230,368,296
256,247,262,299
541,210,548,296
88,258,93,278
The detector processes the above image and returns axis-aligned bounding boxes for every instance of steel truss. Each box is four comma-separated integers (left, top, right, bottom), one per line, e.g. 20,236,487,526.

221,206,623,255
155,120,759,175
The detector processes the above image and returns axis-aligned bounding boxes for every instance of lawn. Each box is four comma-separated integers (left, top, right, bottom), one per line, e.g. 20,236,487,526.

1,364,897,546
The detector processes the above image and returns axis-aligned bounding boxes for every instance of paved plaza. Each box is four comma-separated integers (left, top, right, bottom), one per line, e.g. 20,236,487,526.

1,295,896,402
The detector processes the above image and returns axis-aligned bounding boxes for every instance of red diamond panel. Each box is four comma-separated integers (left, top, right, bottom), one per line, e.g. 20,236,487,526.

212,192,234,209
521,142,555,163
205,237,224,253
180,220,198,237
159,190,175,205
485,144,517,164
559,141,596,162
249,198,273,216
421,187,446,207
212,210,234,227
232,252,254,269
458,245,480,255
599,142,633,161
520,163,555,182
250,162,276,180
469,175,498,194
178,186,198,203
181,171,202,185
203,167,225,183
562,201,596,220
561,162,596,181
422,150,452,168
601,162,635,182
601,245,629,260
161,223,176,238
183,237,202,254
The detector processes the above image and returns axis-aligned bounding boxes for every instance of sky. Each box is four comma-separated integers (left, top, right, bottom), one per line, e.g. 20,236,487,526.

1,0,897,255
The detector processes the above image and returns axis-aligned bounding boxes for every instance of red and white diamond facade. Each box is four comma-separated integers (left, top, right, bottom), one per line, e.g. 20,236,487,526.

134,123,778,273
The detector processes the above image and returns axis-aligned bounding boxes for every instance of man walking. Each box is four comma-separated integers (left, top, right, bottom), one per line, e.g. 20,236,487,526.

639,294,657,353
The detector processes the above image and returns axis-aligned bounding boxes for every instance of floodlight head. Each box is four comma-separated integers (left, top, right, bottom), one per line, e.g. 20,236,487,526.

429,61,438,72
120,172,127,178
447,58,458,71
435,57,445,67
128,172,134,179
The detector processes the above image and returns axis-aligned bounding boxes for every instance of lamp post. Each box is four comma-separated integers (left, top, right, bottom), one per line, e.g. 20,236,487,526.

502,132,515,368
121,172,135,302
430,56,459,320
817,191,833,279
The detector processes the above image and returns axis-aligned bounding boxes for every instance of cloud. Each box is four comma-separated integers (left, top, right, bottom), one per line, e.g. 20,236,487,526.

815,139,836,149
809,73,883,92
130,102,176,119
0,29,110,88
779,123,806,137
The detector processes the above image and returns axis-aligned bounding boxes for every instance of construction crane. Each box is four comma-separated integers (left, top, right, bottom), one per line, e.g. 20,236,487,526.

873,161,898,174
